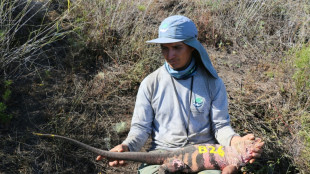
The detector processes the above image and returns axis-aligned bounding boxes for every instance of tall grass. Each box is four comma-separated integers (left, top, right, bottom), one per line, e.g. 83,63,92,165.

194,0,309,56
0,0,71,80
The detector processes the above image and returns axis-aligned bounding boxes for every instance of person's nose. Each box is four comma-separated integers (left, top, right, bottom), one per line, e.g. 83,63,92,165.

168,49,176,59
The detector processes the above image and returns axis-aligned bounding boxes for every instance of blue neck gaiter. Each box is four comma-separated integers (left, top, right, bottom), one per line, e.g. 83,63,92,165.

165,58,197,79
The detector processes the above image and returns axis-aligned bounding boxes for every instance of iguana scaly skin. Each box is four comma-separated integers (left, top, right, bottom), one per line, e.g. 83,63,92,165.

34,133,261,173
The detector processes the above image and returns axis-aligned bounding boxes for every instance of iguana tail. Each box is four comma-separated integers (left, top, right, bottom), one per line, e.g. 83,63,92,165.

33,132,167,164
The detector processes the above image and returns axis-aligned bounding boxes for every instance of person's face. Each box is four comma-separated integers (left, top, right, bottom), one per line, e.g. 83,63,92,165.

161,42,194,70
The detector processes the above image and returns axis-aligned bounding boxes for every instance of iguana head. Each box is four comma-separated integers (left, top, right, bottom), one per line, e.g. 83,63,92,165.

234,138,263,165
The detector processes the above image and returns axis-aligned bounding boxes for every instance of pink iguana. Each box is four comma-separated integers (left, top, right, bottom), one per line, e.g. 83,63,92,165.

34,133,263,173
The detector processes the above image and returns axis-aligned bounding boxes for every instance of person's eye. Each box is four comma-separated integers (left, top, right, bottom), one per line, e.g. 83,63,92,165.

161,46,168,51
175,46,182,50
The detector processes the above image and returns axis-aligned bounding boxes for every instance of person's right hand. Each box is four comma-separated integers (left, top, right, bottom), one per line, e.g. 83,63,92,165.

96,144,129,167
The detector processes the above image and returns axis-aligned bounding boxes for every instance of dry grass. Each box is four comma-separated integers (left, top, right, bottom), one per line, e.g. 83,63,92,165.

0,0,73,80
0,0,309,173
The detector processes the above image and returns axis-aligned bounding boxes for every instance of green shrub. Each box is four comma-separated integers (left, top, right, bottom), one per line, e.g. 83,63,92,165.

298,112,310,171
0,80,12,123
0,102,12,123
2,80,12,102
113,121,127,134
293,45,310,94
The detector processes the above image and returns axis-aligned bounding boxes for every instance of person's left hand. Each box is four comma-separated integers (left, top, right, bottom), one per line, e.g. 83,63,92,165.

230,134,264,164
222,165,238,174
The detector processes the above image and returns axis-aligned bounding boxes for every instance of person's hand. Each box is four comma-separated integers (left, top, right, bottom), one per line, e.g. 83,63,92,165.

222,165,238,174
230,134,264,163
96,144,129,167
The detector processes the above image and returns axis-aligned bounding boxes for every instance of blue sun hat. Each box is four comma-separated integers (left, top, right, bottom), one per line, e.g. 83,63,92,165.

147,15,218,78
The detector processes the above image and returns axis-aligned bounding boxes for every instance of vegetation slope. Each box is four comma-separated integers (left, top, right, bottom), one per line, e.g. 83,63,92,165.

0,0,309,173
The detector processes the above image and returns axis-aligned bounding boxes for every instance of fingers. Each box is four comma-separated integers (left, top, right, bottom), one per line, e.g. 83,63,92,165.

251,150,262,158
107,148,128,167
250,150,262,163
242,134,255,140
250,138,265,164
257,141,265,148
98,155,128,167
109,159,127,167
252,139,264,155
97,144,129,167
253,147,263,154
255,137,262,142
249,150,261,164
96,155,104,161
222,165,238,174
110,145,122,152
118,160,127,165
110,144,129,152
244,134,265,149
249,159,255,164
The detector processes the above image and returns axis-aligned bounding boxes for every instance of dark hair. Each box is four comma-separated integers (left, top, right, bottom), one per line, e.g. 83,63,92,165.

192,49,202,65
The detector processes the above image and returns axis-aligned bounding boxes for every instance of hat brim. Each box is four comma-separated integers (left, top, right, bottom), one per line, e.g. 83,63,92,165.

146,38,185,43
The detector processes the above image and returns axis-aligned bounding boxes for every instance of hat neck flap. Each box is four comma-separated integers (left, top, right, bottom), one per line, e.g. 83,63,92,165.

184,38,218,79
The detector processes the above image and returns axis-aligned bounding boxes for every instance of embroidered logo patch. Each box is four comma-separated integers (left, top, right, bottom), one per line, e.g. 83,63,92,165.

159,23,169,32
193,97,203,107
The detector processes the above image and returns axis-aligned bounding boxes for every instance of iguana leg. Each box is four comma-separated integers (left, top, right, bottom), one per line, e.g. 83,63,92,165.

158,165,168,174
159,159,188,173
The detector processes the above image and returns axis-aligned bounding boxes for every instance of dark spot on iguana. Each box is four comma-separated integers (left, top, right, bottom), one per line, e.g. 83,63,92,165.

196,152,205,171
209,153,221,170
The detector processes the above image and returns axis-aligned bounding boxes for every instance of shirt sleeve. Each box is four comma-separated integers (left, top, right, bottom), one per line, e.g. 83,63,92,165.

122,78,154,152
210,78,239,146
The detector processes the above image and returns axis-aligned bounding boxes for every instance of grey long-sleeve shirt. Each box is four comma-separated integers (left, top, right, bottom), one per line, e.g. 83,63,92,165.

122,65,238,152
